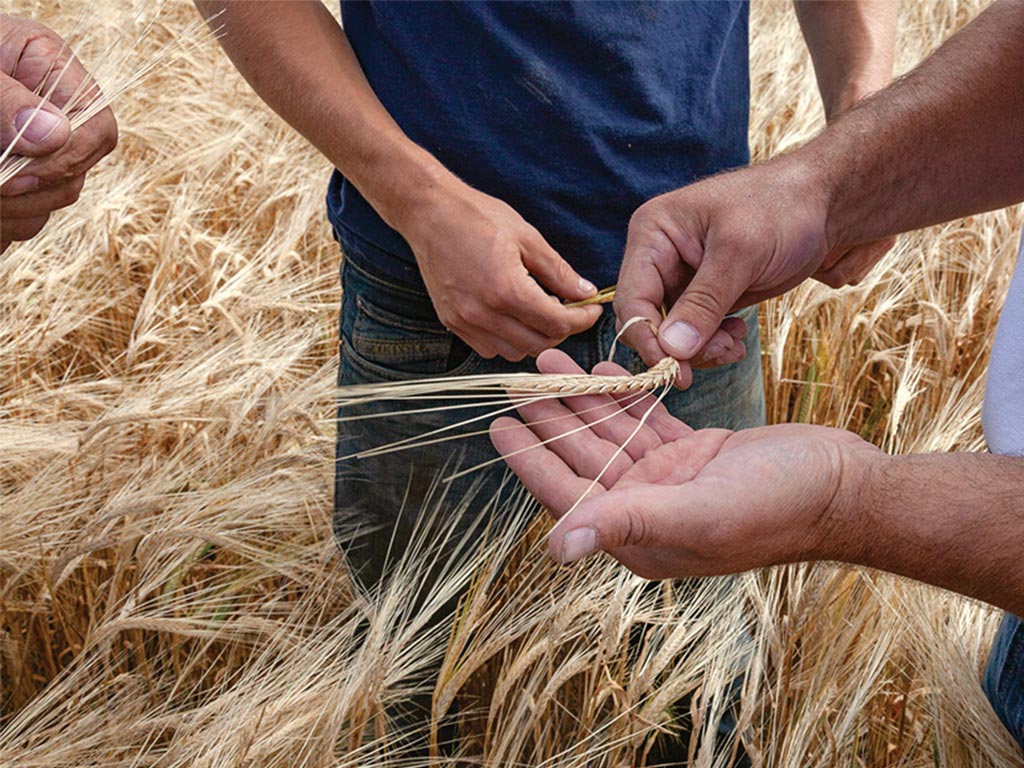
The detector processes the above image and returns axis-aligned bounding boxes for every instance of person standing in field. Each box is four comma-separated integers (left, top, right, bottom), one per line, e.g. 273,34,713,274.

193,0,896,588
492,0,1024,749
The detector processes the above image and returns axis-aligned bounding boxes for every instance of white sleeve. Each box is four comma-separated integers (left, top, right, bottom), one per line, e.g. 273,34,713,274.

982,231,1024,457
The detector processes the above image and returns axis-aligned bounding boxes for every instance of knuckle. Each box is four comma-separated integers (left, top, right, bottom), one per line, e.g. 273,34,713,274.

458,305,485,327
527,339,551,358
492,291,516,313
437,308,459,331
0,75,20,107
682,285,729,319
56,176,85,208
99,111,118,155
552,258,574,282
628,198,661,230
26,32,70,62
620,507,656,549
818,270,846,289
546,316,573,339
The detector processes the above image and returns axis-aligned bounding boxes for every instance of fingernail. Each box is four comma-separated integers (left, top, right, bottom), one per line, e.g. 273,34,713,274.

702,340,728,360
2,175,40,196
660,321,701,357
560,527,598,563
15,108,64,145
578,278,597,296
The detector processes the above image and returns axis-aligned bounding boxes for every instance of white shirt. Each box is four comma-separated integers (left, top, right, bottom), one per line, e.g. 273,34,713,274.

982,232,1024,457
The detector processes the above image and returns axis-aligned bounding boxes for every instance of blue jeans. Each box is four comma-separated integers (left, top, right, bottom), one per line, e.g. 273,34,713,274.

333,228,765,590
984,613,1024,750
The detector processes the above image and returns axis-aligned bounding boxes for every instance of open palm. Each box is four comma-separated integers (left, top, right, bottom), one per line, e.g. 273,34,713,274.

490,350,880,579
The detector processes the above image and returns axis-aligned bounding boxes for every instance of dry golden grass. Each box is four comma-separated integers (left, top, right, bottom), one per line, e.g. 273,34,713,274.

1,1,1022,766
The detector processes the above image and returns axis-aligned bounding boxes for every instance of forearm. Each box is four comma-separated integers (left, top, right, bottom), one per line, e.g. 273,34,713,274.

193,0,448,233
798,0,1024,250
794,0,896,120
830,451,1024,615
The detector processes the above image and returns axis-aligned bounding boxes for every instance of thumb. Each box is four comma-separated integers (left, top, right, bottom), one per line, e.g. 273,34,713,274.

1,72,71,157
550,487,673,563
521,233,598,302
656,250,753,360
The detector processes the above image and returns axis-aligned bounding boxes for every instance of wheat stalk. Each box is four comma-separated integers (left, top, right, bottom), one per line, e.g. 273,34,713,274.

3,0,1022,766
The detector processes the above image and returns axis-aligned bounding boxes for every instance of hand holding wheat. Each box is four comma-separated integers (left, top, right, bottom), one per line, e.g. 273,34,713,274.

0,14,117,251
491,348,885,579
400,178,602,361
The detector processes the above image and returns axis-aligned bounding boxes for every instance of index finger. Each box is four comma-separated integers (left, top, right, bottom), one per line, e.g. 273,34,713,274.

510,284,601,340
11,32,98,114
489,416,605,518
612,287,665,368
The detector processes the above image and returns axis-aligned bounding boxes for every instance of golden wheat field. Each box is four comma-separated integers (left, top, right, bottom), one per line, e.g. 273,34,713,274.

2,1,1023,766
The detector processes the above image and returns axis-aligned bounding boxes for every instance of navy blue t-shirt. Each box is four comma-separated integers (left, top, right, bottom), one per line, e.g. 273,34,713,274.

329,1,750,290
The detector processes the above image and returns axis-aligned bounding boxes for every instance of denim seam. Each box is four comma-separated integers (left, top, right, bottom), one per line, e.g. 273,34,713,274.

341,334,483,384
336,223,426,298
354,294,450,336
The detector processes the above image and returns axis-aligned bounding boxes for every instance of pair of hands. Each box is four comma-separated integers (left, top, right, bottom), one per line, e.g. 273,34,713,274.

490,349,884,578
401,153,894,377
1,15,117,252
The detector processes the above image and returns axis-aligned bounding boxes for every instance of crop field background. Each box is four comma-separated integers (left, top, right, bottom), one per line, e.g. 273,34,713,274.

2,0,1022,766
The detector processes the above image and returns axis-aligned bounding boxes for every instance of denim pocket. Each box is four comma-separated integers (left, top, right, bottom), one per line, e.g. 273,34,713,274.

984,613,1024,749
340,257,480,384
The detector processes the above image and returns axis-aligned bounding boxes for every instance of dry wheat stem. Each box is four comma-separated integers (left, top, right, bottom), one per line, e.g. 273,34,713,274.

4,0,1022,765
441,390,656,483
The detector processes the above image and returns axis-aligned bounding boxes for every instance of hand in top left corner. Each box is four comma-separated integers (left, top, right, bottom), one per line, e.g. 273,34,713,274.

1,14,118,252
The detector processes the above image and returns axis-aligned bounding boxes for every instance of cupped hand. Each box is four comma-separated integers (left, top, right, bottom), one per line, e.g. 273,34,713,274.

402,182,602,361
490,349,883,579
1,14,118,251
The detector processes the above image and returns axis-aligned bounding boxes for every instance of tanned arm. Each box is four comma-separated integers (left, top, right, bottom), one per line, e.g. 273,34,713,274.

838,453,1024,615
811,0,1024,250
616,0,1024,368
193,1,599,361
794,0,897,120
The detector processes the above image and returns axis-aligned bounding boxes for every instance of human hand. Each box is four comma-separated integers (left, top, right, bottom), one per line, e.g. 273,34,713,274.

490,349,883,579
400,180,602,361
614,160,832,373
1,14,118,251
813,235,897,288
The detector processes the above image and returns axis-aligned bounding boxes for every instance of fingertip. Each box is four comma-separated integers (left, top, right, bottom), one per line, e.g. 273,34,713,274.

591,360,631,377
488,416,528,455
721,315,749,341
701,341,747,368
658,320,702,359
12,106,70,155
673,364,693,390
554,526,599,564
489,415,521,434
724,341,748,364
1,175,40,197
536,347,577,373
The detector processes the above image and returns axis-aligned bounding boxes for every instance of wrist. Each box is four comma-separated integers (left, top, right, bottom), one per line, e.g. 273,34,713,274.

768,147,835,254
822,78,887,124
362,145,458,238
810,439,890,566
